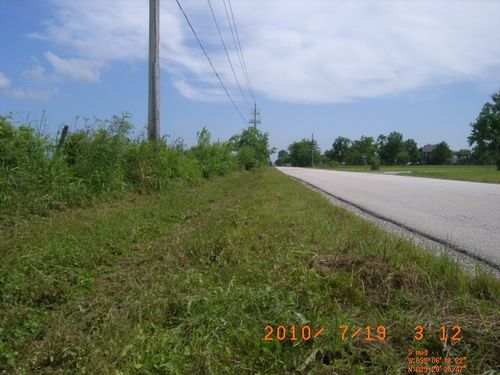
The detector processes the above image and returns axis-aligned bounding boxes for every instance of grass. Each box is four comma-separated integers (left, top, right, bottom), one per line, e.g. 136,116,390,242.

323,165,500,184
1,168,498,374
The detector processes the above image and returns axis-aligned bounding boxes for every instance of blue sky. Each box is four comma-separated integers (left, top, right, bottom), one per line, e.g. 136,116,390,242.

1,0,500,155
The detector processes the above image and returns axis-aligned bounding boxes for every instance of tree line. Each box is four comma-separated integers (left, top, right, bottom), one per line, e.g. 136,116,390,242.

276,90,500,170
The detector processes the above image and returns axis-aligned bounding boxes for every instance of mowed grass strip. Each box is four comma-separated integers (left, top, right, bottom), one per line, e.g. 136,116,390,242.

326,165,500,184
1,168,499,374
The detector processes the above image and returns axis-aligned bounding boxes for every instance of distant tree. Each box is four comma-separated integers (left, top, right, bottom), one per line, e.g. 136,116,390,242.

430,141,453,164
288,139,321,167
326,136,352,163
348,136,377,165
275,149,290,166
472,147,495,165
323,149,334,162
455,149,472,165
468,90,500,170
404,138,420,163
376,134,388,163
395,150,410,165
380,132,404,165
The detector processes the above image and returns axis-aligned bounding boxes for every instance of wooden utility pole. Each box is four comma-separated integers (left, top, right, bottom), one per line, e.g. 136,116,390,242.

311,133,315,168
148,0,160,141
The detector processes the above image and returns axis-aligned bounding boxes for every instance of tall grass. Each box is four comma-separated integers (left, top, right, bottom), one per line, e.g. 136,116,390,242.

0,114,267,221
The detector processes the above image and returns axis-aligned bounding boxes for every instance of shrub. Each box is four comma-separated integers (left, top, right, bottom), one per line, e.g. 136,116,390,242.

61,115,132,193
190,128,235,178
322,160,340,169
230,126,274,170
370,156,381,170
0,116,74,215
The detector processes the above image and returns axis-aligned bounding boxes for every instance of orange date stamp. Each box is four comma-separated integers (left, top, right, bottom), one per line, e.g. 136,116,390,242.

263,324,463,343
263,325,325,341
263,324,387,342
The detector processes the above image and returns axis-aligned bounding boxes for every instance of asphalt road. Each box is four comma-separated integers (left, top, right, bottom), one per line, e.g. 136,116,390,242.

277,167,500,270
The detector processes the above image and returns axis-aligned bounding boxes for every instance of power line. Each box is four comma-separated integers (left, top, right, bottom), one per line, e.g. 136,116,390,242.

221,0,254,104
175,0,247,124
227,0,255,103
207,0,251,111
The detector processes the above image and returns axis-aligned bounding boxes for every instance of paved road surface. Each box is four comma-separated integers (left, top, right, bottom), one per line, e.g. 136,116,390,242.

277,167,500,269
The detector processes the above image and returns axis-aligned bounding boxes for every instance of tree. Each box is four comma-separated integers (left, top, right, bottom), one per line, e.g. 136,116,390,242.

327,137,352,163
395,150,410,165
288,139,321,167
275,150,290,166
376,134,388,163
430,141,453,164
468,90,500,170
380,131,404,165
404,138,420,163
348,136,377,165
455,149,472,165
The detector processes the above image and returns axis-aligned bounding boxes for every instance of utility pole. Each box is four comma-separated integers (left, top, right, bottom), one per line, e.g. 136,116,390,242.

249,102,261,128
311,133,315,168
148,0,160,141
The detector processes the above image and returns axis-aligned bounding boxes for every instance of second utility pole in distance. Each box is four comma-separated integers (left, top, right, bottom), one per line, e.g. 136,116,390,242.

311,133,315,168
249,103,261,128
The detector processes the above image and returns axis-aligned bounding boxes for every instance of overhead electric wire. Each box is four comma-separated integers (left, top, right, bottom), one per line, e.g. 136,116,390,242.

227,0,255,103
207,0,252,112
175,0,247,124
221,0,255,105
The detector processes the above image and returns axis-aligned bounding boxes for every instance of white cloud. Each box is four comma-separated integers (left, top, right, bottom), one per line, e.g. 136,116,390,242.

44,51,104,82
0,72,11,88
22,63,59,84
0,70,55,101
34,0,500,103
173,79,225,102
6,88,56,101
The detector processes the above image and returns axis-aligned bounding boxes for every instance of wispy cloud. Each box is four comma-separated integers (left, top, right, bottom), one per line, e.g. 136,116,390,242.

0,70,56,101
32,0,500,103
44,51,104,82
0,72,11,88
22,64,50,82
6,88,56,101
173,79,225,102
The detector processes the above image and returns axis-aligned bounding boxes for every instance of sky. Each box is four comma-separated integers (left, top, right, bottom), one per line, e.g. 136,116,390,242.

1,0,500,156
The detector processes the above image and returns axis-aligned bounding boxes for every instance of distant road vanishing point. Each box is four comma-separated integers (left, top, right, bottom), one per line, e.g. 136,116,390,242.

277,167,500,271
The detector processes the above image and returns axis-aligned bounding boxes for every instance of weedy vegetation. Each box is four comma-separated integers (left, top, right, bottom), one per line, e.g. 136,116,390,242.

0,114,270,222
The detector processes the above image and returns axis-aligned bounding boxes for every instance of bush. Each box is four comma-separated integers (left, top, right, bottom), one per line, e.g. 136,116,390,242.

190,128,235,178
125,140,202,191
0,116,75,215
61,116,131,193
370,156,381,170
321,160,340,169
231,126,273,170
